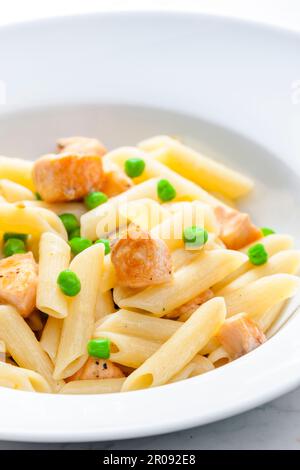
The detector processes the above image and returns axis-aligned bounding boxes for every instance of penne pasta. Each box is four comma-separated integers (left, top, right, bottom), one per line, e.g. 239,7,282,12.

54,244,104,380
138,135,253,199
169,355,214,383
119,250,247,315
122,297,226,391
0,361,52,393
40,317,63,363
0,179,35,202
59,378,125,395
37,233,71,318
0,155,34,190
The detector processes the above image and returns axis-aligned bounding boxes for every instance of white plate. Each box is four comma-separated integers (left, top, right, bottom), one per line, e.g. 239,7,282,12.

0,11,300,443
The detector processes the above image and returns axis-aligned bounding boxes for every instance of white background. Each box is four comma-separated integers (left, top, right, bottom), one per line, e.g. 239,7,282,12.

1,0,300,450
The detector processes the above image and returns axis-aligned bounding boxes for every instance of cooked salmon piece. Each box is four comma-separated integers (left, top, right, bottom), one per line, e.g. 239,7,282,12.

217,315,266,359
111,225,173,288
214,205,261,250
67,357,124,381
167,289,214,320
0,252,38,318
57,136,106,157
32,152,104,202
101,167,133,197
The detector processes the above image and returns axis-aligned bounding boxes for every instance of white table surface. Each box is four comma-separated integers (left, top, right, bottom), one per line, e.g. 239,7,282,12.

1,0,300,450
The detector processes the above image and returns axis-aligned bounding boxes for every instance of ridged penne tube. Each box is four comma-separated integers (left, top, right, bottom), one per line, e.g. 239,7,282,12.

171,248,199,271
112,285,139,306
138,136,253,199
54,244,104,380
218,250,300,296
257,301,285,334
0,179,35,202
95,331,160,368
40,317,63,363
122,297,226,391
59,378,125,395
82,178,161,240
224,274,300,318
208,346,231,367
150,201,204,250
169,355,214,383
0,361,52,393
0,305,58,390
0,156,34,190
0,203,68,240
95,289,116,321
37,233,71,318
213,234,294,292
118,198,170,232
100,255,116,292
94,310,182,342
23,200,86,218
105,148,226,208
119,250,247,315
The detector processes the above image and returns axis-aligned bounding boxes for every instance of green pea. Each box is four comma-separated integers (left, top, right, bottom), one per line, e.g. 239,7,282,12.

157,179,176,202
84,192,108,210
69,227,81,240
248,243,268,265
94,239,110,255
69,237,92,255
183,226,208,248
59,213,80,235
57,269,81,296
87,338,110,359
3,238,26,257
3,232,28,242
124,158,146,178
261,227,275,237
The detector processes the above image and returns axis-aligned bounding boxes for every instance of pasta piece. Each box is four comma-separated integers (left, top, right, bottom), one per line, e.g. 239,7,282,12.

22,200,86,218
0,179,35,202
119,250,247,315
54,244,104,380
0,252,38,318
37,232,71,318
208,346,231,367
59,378,125,395
33,152,104,203
0,156,34,190
217,314,266,359
0,203,68,240
138,135,253,198
118,198,170,232
95,331,160,368
95,289,116,321
122,297,226,391
218,250,300,296
258,301,286,334
170,290,214,321
213,234,294,292
199,337,221,355
168,201,220,235
0,361,52,393
84,178,161,240
40,316,63,363
57,136,106,157
100,255,117,292
111,225,172,288
169,355,214,383
0,305,58,390
95,310,182,342
224,274,300,318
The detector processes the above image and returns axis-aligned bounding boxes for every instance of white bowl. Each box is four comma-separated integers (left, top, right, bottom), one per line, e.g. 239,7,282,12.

0,11,300,443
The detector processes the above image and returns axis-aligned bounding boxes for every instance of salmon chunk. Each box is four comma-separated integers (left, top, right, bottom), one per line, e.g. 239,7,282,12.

111,225,173,288
167,289,214,320
57,136,106,157
0,252,38,318
67,358,124,381
32,153,104,202
217,315,266,359
214,205,261,250
101,168,133,197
